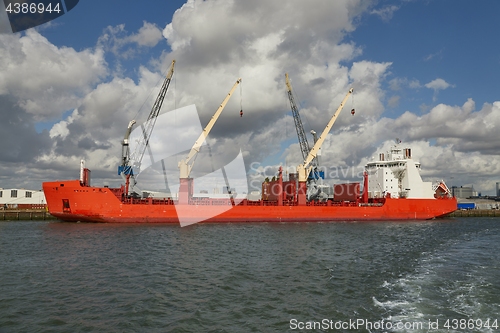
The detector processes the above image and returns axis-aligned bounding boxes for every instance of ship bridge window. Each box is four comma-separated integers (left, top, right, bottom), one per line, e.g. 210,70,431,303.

26,191,32,198
11,190,17,198
0,191,2,198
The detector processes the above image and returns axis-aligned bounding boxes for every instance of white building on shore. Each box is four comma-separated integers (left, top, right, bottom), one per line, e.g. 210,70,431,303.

0,188,46,209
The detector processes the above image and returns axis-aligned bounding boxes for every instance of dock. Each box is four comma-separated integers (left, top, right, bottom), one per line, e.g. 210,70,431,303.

449,209,500,217
0,210,57,221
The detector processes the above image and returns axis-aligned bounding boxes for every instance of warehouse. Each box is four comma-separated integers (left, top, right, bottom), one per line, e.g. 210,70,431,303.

0,188,46,210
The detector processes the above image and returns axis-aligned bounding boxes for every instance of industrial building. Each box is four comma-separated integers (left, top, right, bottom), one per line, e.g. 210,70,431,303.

0,188,46,209
451,186,477,199
454,182,500,210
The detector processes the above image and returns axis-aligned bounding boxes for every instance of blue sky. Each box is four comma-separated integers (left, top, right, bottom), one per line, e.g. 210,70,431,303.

350,1,500,114
1,0,500,194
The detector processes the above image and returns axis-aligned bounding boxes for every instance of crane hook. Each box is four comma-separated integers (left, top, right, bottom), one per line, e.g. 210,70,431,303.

351,108,355,116
240,110,243,117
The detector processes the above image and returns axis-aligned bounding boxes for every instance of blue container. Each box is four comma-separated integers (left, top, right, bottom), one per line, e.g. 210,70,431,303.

458,202,475,210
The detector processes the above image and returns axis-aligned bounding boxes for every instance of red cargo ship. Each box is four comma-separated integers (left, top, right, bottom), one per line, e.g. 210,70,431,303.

42,65,457,224
42,145,457,225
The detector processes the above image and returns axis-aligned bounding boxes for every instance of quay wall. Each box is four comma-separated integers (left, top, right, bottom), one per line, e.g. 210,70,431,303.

449,209,500,218
0,210,57,221
1,209,498,220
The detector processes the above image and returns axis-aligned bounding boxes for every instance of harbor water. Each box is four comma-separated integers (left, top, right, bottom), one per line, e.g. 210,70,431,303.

0,218,499,332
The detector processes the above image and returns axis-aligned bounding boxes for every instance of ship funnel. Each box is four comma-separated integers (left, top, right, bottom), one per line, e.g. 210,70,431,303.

80,160,85,183
79,159,91,187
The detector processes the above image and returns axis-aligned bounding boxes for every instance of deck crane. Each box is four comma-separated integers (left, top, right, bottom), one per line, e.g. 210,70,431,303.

178,78,241,203
285,73,318,168
286,73,326,201
119,59,176,196
310,130,321,166
296,88,354,204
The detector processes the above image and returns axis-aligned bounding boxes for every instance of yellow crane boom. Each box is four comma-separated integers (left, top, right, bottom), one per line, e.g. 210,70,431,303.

297,88,353,182
179,78,242,178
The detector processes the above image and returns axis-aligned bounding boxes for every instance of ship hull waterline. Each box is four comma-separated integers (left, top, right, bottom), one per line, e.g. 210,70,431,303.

43,180,458,224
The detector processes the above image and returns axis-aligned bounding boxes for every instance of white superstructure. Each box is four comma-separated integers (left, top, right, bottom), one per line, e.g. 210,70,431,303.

366,145,435,199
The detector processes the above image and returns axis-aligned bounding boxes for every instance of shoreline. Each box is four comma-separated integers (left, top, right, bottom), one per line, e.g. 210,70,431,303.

448,209,500,217
0,210,57,221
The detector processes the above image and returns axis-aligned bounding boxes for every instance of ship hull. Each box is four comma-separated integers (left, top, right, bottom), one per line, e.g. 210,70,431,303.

43,180,457,224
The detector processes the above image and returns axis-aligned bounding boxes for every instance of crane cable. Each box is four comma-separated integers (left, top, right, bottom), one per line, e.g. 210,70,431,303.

351,88,356,115
239,79,243,117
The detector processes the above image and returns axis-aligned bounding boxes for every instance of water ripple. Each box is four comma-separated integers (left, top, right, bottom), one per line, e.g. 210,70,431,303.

0,219,499,332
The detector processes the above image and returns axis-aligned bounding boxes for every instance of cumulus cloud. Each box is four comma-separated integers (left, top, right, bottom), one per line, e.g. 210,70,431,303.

370,5,400,21
409,79,421,89
425,78,454,91
389,77,422,91
129,22,163,47
425,78,455,102
1,0,499,196
387,95,400,108
98,21,163,58
0,24,174,188
0,30,107,119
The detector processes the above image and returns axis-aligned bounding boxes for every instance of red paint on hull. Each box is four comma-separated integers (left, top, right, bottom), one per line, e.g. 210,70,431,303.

43,180,457,224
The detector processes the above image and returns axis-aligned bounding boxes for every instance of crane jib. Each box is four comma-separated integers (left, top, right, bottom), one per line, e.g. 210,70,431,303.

119,60,176,194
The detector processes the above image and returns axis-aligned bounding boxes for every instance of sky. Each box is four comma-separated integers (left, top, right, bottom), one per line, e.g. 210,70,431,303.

1,0,500,194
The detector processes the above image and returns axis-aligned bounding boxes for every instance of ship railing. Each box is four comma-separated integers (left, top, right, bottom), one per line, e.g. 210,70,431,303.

358,202,384,207
151,198,175,205
306,200,365,207
261,201,279,206
245,200,263,206
122,197,175,205
189,198,234,206
306,201,329,206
